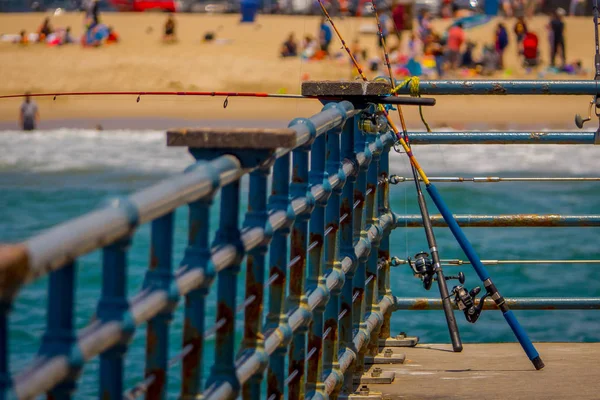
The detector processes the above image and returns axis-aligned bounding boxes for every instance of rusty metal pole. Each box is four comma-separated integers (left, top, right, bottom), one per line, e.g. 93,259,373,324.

205,179,244,397
365,134,383,358
322,119,346,400
287,139,312,400
351,116,372,382
305,127,331,399
143,212,176,400
240,166,271,399
265,153,293,400
377,144,392,341
180,162,218,399
338,118,357,397
40,262,78,400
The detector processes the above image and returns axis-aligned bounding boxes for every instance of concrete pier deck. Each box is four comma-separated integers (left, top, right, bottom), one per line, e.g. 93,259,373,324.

367,343,600,400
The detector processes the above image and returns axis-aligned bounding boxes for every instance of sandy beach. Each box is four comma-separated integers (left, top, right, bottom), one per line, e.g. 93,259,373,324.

0,12,596,128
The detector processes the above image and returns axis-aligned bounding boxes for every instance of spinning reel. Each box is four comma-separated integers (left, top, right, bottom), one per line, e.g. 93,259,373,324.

407,251,465,291
574,97,600,128
451,285,491,324
359,111,388,134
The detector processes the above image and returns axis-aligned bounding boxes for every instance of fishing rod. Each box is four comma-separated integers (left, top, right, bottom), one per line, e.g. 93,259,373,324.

370,0,462,352
317,0,544,369
0,90,436,107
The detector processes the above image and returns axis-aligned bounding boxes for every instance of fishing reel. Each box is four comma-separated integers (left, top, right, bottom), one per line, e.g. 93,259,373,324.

575,95,600,130
408,251,465,291
359,111,388,134
451,285,491,324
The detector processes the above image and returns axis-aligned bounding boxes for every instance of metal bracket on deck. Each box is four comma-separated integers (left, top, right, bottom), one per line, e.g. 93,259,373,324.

353,367,395,385
364,348,406,365
379,332,419,348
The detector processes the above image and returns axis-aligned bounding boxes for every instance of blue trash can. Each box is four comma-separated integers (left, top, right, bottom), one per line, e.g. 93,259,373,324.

240,0,258,22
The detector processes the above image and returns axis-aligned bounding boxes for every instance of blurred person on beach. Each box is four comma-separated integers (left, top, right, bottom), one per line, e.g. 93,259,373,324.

418,10,432,41
19,30,29,45
62,27,75,45
424,32,445,78
301,34,318,59
107,26,119,44
37,17,53,42
84,0,101,33
20,93,39,131
514,16,527,55
522,30,539,67
446,22,465,71
319,17,333,55
392,1,406,43
550,8,566,68
280,32,298,57
495,23,509,69
163,13,177,43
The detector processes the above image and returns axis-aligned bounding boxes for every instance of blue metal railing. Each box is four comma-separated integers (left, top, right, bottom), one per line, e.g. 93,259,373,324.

0,80,599,399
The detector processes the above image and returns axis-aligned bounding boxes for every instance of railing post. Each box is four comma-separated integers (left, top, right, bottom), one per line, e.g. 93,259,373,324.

286,127,313,400
265,154,293,400
351,115,372,382
143,212,176,400
175,128,295,399
364,134,384,360
39,262,78,400
305,124,331,399
180,193,215,399
0,298,9,400
240,165,271,399
205,178,244,396
322,115,346,399
338,118,357,397
377,144,392,342
97,198,138,400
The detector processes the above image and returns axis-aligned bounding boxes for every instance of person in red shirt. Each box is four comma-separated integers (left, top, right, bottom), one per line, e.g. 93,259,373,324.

446,22,465,70
522,31,539,66
392,2,406,43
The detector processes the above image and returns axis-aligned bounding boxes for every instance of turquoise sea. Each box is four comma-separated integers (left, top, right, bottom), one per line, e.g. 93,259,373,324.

1,126,599,397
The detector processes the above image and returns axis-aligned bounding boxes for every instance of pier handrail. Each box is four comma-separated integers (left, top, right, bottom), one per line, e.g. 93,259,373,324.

1,80,599,399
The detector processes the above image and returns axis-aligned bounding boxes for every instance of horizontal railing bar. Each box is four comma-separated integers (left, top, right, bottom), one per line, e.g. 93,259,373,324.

392,259,600,266
394,214,600,227
390,176,600,183
392,297,600,310
392,80,600,95
406,132,597,145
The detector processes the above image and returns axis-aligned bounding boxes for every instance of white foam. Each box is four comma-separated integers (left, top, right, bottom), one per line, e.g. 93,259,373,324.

0,128,599,175
0,129,191,174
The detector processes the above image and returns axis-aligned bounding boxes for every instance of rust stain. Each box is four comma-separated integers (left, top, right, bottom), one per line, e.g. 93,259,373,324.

0,244,30,299
529,132,547,140
541,83,551,94
149,245,158,270
411,299,430,310
489,83,507,95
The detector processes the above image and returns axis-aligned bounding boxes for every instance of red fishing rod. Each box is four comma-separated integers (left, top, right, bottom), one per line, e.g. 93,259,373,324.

0,90,435,107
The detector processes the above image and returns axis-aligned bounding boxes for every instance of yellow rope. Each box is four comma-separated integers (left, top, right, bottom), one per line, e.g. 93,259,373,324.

390,77,431,133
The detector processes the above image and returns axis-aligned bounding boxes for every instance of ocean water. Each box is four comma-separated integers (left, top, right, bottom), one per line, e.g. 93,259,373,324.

1,128,600,397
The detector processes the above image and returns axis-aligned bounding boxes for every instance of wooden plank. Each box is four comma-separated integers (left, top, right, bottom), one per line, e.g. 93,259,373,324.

301,80,392,97
167,127,297,149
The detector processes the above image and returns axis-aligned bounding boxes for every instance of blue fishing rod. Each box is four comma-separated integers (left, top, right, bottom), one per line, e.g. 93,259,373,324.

426,184,544,369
